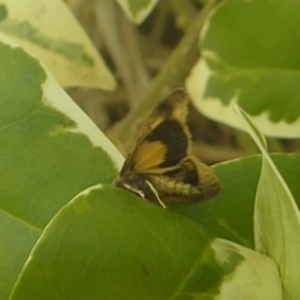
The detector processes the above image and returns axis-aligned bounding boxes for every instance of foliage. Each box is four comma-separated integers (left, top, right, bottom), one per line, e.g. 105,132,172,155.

0,0,299,299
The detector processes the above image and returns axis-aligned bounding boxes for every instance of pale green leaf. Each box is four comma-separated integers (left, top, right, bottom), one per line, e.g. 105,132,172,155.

212,239,281,300
0,0,115,89
235,106,300,300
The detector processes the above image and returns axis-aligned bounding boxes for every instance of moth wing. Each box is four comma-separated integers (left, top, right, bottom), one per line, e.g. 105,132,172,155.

122,89,192,173
191,157,221,200
136,88,189,144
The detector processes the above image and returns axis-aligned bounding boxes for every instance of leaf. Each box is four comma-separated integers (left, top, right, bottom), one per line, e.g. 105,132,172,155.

235,106,300,299
115,0,158,24
0,0,115,89
212,239,281,300
10,186,281,300
186,0,300,137
172,157,259,248
172,154,300,252
0,35,121,299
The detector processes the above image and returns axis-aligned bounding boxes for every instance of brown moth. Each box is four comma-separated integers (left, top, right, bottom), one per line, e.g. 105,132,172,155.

114,88,220,208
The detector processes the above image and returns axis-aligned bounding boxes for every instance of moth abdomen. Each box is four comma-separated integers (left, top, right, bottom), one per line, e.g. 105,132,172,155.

147,174,202,198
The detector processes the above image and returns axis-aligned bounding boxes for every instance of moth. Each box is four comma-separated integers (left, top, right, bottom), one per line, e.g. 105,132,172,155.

114,88,220,208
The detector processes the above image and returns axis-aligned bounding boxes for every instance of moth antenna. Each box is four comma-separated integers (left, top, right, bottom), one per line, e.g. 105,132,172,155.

145,180,167,209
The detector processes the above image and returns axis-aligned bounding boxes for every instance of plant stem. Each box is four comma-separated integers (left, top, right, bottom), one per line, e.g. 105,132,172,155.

112,0,221,151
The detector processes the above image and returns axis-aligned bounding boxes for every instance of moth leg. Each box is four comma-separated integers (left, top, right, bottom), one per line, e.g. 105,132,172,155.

145,180,167,209
123,183,146,200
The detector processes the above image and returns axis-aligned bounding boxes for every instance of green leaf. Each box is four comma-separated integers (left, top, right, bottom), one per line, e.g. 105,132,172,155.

10,186,214,300
172,157,259,249
115,0,158,24
0,0,115,89
235,106,300,299
172,153,300,252
0,37,120,300
10,186,281,300
186,0,300,137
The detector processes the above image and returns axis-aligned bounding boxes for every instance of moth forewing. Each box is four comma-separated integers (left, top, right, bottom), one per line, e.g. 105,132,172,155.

138,88,189,138
124,89,192,173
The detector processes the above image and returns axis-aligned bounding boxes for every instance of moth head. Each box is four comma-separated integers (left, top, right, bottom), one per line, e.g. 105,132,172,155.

114,172,146,199
114,172,165,206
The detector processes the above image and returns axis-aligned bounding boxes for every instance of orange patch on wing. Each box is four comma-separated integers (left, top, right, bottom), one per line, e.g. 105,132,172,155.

133,141,167,172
